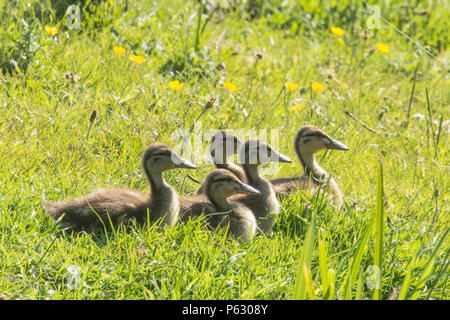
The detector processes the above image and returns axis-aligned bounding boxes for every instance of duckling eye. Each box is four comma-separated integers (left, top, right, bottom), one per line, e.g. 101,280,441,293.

303,139,310,144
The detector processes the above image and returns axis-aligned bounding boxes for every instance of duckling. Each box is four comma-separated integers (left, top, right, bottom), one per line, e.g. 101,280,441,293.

180,169,260,243
43,143,196,230
271,125,349,207
195,130,246,194
229,139,292,233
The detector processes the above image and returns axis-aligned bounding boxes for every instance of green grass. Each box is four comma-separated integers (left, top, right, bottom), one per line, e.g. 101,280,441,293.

0,0,448,300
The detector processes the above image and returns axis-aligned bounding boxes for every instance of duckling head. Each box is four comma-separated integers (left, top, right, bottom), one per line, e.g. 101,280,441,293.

294,125,349,156
143,143,197,174
209,130,243,165
238,139,292,166
205,169,260,201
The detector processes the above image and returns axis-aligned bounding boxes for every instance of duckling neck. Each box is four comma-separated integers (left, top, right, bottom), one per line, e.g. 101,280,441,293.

147,170,166,189
209,195,232,212
242,164,261,185
297,150,344,207
146,169,179,227
297,151,328,180
213,153,228,167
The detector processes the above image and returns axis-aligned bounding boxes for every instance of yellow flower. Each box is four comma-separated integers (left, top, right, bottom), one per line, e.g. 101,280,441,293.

275,107,284,116
220,114,231,121
129,54,145,64
330,27,346,37
312,82,326,92
285,81,300,91
45,25,59,36
113,46,125,56
223,82,237,92
168,80,184,91
376,43,389,54
289,103,303,111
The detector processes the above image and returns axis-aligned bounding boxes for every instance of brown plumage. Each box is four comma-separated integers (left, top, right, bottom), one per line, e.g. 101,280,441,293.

43,143,196,230
229,139,292,233
179,169,260,243
271,125,349,207
196,130,246,194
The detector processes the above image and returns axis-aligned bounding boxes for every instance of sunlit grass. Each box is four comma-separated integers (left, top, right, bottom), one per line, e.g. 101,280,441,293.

0,0,448,300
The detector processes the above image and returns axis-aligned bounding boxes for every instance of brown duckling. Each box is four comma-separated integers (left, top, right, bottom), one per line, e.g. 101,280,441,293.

195,130,246,194
229,138,292,233
180,169,260,243
43,143,196,230
271,125,349,207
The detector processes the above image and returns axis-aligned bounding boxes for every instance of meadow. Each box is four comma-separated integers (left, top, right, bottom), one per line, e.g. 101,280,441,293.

0,0,448,300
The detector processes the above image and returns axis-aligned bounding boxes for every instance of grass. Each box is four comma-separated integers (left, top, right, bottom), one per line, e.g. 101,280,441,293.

0,0,448,300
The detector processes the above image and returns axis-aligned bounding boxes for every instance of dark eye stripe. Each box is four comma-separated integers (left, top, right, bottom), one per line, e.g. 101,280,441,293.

153,150,171,157
246,145,273,154
302,133,325,138
212,177,235,183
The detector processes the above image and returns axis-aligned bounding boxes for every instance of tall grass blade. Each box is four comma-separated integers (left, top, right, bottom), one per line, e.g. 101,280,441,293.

343,219,375,299
406,61,420,127
373,161,384,300
424,88,437,157
425,249,450,300
318,234,330,298
355,270,364,300
293,214,316,300
327,269,336,300
194,0,204,53
408,227,449,300
398,257,415,300
303,262,316,300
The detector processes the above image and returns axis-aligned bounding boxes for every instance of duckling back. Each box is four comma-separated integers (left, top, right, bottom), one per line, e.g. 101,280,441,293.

43,188,150,230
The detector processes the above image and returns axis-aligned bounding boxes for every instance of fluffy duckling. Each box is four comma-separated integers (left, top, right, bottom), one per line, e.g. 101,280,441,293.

196,130,246,194
230,139,292,233
43,143,196,230
180,169,260,243
271,125,349,207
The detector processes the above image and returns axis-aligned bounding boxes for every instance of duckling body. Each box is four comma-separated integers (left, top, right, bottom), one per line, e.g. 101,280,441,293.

44,188,150,229
196,131,246,194
229,139,292,233
271,125,348,207
43,143,196,230
180,169,260,243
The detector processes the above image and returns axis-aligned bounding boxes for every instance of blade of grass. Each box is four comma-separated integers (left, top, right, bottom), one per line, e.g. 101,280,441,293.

318,233,330,298
406,61,420,127
355,270,364,300
425,249,450,300
327,269,336,300
194,0,204,53
424,88,437,158
409,227,449,300
293,214,316,300
303,262,316,300
343,219,375,299
373,161,384,300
